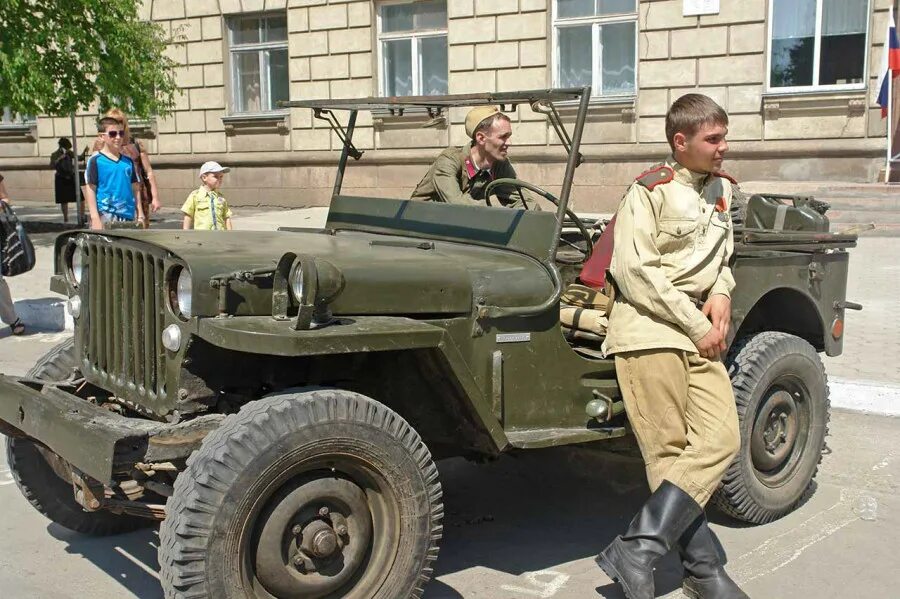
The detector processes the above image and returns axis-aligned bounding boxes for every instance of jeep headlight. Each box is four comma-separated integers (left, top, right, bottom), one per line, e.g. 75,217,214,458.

71,246,84,287
176,268,192,318
290,261,305,303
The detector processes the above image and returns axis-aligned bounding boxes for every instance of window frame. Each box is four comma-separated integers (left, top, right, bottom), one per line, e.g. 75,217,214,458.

375,0,449,97
226,13,289,115
0,108,36,126
551,0,639,99
766,0,872,94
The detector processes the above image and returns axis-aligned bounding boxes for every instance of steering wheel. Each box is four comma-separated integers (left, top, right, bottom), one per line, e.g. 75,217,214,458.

483,178,593,265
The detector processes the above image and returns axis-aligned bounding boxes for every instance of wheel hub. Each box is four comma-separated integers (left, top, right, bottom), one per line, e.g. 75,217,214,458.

300,518,340,559
253,477,373,599
752,389,800,473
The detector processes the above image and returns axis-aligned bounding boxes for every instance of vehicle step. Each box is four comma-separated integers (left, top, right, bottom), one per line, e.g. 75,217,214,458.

506,425,627,449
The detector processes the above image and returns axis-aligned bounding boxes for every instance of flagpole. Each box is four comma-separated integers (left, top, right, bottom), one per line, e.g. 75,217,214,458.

884,6,894,183
888,70,893,183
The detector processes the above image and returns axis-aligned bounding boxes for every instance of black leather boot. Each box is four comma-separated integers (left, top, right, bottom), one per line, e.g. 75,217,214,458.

678,515,749,598
596,481,703,599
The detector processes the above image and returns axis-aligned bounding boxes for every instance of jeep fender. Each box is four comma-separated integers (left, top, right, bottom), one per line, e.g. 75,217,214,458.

196,315,509,451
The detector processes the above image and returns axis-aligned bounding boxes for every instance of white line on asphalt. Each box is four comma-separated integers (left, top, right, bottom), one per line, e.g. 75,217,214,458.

113,546,160,580
658,488,868,599
0,467,14,486
499,569,570,598
830,378,900,416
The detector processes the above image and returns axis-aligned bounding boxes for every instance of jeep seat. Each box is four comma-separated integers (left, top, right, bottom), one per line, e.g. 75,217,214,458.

560,283,609,348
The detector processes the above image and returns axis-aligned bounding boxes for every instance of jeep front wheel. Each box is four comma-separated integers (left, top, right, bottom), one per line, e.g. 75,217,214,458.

712,332,829,524
159,388,443,599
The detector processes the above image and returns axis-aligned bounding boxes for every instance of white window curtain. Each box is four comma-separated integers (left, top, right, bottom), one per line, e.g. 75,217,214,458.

822,0,867,36
378,1,448,97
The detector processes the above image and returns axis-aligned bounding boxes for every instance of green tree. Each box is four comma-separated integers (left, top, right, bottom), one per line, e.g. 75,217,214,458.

0,0,178,119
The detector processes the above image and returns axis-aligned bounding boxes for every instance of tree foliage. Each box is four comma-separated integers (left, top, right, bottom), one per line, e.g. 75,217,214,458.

0,0,178,118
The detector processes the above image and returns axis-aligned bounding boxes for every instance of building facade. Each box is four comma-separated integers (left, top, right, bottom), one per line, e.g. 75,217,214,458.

0,0,895,213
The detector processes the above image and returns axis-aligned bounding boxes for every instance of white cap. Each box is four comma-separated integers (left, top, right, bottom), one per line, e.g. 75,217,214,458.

199,161,230,176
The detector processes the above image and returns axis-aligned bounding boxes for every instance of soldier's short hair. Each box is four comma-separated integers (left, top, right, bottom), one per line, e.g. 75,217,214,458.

665,94,728,151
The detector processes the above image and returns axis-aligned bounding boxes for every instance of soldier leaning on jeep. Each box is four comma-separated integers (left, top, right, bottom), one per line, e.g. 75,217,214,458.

597,94,749,599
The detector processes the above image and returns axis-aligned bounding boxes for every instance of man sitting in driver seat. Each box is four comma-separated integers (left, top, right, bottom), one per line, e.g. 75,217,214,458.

411,106,536,209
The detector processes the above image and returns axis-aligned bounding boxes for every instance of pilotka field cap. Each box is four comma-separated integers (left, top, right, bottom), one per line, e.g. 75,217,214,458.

464,106,501,138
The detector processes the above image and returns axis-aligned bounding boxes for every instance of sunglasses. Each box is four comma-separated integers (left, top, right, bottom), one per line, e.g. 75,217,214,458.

105,130,126,138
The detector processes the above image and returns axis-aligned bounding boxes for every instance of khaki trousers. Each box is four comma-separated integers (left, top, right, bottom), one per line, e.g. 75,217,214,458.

615,349,740,507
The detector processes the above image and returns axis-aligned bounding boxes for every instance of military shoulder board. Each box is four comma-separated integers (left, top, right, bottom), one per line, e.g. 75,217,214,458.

634,164,675,190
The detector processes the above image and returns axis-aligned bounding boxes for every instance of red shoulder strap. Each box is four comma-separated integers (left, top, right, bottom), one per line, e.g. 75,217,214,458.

635,165,674,191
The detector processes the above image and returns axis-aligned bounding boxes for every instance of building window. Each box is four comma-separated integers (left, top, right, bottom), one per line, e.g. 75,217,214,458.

377,1,448,96
769,0,870,91
227,14,289,113
0,108,35,126
552,0,637,97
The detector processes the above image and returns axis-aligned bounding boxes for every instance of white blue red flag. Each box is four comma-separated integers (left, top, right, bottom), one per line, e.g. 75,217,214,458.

876,8,900,118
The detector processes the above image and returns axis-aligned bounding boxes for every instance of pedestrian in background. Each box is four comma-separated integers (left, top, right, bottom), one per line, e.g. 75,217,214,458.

49,137,77,223
104,108,160,228
181,162,233,230
83,117,141,230
0,173,25,336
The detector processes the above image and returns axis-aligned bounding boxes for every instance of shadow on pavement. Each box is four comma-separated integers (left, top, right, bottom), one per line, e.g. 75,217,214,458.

427,446,691,598
41,445,748,598
48,524,163,599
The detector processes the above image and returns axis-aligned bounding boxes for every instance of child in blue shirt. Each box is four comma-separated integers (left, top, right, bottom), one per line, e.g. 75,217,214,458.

84,117,141,229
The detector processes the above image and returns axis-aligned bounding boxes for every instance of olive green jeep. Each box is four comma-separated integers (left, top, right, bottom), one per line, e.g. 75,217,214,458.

0,88,859,598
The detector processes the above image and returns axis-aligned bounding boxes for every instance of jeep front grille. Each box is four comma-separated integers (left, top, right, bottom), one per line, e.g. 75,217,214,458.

82,240,167,401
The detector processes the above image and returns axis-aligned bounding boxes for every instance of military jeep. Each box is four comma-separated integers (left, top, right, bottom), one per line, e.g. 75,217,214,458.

0,88,858,598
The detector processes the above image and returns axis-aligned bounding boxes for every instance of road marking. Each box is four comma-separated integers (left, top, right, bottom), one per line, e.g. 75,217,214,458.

830,378,900,416
659,488,867,598
0,467,14,486
500,569,570,598
114,546,160,580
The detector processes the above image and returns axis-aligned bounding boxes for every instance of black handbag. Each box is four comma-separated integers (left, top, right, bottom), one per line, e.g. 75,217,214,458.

0,202,36,277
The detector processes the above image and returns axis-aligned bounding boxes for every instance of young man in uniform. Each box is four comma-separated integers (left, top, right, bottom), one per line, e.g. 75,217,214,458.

597,94,748,599
410,106,533,208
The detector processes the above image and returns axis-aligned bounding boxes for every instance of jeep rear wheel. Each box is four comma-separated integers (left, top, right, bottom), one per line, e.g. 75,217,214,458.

712,332,829,524
159,388,443,599
6,338,150,536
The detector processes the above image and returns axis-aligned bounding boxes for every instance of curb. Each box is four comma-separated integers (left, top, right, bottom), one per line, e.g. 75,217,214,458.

830,378,900,417
12,298,73,332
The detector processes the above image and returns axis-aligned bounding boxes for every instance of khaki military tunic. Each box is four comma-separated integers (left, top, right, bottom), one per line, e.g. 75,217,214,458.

603,158,740,506
410,147,532,208
602,159,736,356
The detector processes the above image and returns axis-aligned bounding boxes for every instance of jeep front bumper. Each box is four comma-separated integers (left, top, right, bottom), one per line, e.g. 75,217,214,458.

0,375,221,484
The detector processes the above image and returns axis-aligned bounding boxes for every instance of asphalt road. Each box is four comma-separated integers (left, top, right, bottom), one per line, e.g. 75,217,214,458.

0,408,897,599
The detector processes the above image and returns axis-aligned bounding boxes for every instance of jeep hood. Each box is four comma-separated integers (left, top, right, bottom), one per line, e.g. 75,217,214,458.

87,229,553,317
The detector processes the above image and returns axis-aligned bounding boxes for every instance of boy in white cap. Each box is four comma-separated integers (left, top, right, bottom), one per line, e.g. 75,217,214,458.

181,161,233,230
411,106,535,209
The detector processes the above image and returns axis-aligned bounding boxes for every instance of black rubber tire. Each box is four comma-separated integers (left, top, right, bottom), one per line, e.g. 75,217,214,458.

712,332,830,524
158,388,443,599
25,336,79,381
6,337,150,535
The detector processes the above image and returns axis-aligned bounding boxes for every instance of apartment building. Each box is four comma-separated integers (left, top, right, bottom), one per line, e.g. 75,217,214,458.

0,0,894,212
